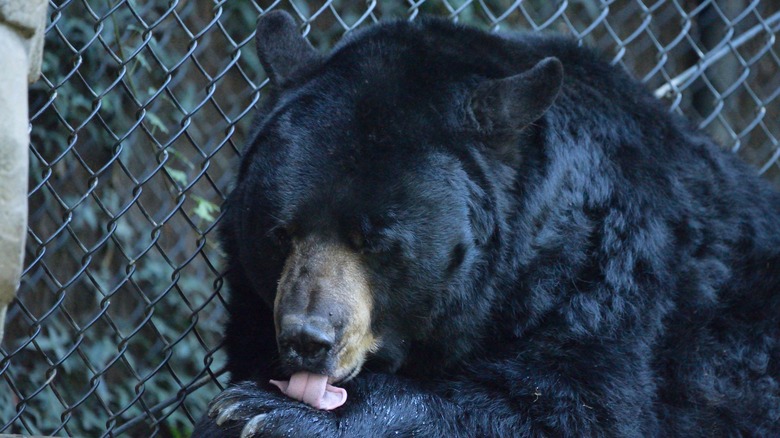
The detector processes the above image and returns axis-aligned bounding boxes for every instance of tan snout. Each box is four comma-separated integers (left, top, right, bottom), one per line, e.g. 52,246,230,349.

274,236,378,381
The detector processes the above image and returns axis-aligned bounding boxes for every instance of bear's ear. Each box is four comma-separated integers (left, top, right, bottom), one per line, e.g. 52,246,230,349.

256,11,322,86
469,57,563,148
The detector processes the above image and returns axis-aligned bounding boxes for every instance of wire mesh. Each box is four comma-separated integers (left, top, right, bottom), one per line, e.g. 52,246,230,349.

1,0,779,436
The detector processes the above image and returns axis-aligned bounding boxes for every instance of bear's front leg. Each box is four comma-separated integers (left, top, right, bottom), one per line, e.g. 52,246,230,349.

193,381,341,438
194,373,519,438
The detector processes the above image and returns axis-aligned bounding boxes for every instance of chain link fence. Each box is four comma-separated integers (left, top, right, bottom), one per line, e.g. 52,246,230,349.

1,0,778,436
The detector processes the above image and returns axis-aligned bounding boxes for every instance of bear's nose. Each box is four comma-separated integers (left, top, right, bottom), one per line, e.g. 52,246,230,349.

278,315,335,363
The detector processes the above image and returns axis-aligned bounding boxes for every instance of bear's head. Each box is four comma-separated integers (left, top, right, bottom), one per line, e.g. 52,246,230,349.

225,11,563,383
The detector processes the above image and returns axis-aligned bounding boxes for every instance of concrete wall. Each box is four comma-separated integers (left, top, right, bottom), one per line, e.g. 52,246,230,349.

0,0,47,343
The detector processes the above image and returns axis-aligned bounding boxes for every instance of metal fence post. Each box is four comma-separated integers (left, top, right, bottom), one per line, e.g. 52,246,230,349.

0,0,47,343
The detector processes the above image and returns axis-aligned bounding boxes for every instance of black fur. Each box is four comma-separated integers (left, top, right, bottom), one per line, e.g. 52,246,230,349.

194,13,780,437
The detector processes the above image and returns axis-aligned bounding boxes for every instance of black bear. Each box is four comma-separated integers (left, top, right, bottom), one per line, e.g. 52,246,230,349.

194,10,780,437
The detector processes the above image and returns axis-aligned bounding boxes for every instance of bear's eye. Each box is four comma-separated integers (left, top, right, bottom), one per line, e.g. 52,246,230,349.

268,225,294,248
348,230,365,251
359,234,401,256
446,243,467,274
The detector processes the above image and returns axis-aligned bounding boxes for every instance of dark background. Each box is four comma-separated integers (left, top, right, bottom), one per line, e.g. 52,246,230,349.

2,0,779,436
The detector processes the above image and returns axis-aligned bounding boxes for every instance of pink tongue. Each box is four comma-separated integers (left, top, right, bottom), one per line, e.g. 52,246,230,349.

269,372,347,410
